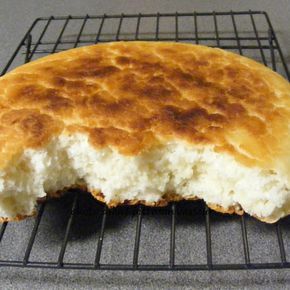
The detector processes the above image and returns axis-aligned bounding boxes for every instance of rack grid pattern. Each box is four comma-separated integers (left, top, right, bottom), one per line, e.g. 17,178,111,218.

0,11,289,271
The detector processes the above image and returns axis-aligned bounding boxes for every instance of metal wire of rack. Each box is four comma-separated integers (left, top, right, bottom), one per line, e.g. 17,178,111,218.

0,11,289,271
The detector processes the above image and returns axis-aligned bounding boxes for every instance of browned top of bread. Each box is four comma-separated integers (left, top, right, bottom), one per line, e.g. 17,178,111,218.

0,42,289,176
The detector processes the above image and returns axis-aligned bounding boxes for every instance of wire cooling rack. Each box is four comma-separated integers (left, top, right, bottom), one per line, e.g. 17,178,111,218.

0,11,289,271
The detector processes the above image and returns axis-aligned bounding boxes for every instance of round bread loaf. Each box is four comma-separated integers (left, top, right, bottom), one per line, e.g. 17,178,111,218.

0,42,289,222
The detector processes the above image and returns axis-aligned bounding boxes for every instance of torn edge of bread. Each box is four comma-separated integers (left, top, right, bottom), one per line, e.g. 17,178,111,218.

0,133,289,223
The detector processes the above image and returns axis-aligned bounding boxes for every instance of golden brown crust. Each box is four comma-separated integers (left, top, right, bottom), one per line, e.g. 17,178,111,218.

91,190,197,207
90,190,245,216
0,41,289,174
0,212,36,222
207,203,244,216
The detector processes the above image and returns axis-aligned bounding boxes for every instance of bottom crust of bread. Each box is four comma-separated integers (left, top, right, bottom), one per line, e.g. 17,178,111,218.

1,186,269,223
0,212,36,222
90,190,244,216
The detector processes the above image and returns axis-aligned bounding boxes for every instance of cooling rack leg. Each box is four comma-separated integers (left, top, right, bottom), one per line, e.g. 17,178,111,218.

132,205,143,269
249,12,267,65
23,203,46,266
268,28,277,71
193,12,199,44
0,222,8,242
276,222,287,265
73,15,89,48
175,12,179,41
135,13,141,40
24,34,32,64
155,12,160,40
57,192,79,267
240,215,251,267
169,203,176,269
205,206,213,269
51,16,71,54
95,14,106,44
94,206,108,268
213,11,220,47
115,14,124,41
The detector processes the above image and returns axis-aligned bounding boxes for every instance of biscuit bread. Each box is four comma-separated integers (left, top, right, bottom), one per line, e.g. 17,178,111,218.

0,41,289,222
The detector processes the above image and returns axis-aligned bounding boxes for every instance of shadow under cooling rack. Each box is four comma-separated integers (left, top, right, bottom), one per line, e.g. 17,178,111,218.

0,11,289,271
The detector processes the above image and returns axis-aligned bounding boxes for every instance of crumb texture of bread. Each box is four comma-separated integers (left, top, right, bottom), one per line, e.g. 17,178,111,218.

0,42,289,222
0,134,289,223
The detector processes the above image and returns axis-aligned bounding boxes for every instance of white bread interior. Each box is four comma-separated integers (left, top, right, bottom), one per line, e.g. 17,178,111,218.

0,133,289,222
